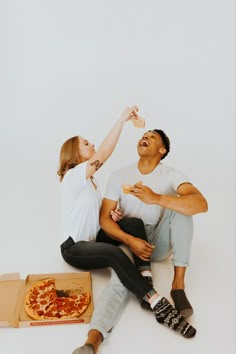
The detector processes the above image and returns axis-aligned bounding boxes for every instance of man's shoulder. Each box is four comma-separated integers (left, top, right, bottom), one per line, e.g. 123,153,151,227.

158,163,188,180
156,162,172,173
158,162,180,172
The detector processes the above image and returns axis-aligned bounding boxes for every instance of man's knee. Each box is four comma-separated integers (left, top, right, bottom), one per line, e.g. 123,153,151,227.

171,212,194,232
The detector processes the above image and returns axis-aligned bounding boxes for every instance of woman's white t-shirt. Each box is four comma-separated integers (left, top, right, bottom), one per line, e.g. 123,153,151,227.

60,162,102,243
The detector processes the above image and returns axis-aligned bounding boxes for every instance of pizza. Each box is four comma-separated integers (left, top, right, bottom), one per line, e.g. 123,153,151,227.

131,115,145,128
122,181,143,194
24,278,91,320
122,184,134,194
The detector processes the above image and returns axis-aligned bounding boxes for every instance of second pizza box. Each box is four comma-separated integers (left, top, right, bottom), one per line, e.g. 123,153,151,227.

0,272,94,328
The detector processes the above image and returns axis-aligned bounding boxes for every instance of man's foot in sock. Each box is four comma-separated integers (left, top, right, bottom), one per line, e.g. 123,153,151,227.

171,289,194,318
72,344,95,354
153,297,196,339
138,276,153,310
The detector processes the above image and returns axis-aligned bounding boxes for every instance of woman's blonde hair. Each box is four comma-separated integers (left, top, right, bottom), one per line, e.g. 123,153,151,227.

57,136,80,181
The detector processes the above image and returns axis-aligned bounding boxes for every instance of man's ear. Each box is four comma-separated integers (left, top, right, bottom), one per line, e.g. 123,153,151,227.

159,147,166,156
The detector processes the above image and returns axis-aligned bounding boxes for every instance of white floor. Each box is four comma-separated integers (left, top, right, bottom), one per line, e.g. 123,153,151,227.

0,160,235,354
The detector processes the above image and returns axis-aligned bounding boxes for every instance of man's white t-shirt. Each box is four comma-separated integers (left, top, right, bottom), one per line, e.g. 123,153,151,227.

104,163,190,227
60,162,102,243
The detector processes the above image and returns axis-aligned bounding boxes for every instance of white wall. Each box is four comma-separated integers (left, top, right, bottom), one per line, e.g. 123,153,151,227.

0,2,235,354
0,0,235,280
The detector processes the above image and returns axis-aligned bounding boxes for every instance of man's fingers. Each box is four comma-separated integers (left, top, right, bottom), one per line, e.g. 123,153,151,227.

131,248,152,260
131,184,144,193
144,242,155,249
140,249,153,258
139,255,150,261
115,209,122,215
134,183,143,188
110,210,121,222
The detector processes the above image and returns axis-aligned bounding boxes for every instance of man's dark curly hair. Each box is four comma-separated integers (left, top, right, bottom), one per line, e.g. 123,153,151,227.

148,129,170,160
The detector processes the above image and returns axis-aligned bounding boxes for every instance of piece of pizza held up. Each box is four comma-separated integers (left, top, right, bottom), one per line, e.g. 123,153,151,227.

122,181,143,194
131,115,145,128
24,278,91,320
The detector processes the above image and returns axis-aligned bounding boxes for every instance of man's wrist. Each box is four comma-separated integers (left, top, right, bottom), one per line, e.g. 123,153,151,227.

126,234,135,247
151,192,161,204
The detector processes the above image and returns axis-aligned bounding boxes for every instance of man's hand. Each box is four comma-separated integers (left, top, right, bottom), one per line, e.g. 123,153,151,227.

130,183,157,204
128,236,155,261
110,208,123,222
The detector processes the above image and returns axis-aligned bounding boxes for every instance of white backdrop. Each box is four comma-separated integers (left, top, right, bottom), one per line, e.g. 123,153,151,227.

0,1,235,354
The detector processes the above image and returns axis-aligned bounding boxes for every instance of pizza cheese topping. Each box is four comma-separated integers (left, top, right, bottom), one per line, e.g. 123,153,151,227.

24,278,91,320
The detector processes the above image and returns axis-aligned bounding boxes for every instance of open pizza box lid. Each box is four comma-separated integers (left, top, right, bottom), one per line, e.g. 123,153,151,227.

0,272,94,328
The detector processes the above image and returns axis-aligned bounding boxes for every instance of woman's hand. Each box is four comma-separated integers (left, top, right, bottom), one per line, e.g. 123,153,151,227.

118,105,139,124
110,208,123,222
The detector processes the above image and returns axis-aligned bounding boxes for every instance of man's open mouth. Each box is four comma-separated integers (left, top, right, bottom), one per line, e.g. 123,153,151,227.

140,139,149,147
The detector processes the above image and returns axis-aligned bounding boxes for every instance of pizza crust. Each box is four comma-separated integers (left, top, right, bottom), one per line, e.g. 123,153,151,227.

122,181,143,194
122,184,134,194
131,116,145,128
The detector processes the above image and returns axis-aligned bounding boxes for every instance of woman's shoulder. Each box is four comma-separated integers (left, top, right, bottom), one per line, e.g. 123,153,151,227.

63,162,87,184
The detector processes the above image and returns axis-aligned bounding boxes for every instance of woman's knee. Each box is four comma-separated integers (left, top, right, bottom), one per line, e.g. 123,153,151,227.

119,217,145,235
108,245,125,259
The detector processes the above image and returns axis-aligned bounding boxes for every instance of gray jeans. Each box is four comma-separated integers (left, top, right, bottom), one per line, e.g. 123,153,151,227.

90,209,193,339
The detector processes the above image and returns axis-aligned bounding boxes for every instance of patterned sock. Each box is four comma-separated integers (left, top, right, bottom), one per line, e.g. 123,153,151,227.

153,297,196,339
138,276,153,310
72,344,95,354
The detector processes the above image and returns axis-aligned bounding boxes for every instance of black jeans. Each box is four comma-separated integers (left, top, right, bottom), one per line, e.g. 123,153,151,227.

97,217,151,271
60,218,154,299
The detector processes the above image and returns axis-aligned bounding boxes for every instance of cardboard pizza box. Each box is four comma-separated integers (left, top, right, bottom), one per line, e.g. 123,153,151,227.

0,272,94,328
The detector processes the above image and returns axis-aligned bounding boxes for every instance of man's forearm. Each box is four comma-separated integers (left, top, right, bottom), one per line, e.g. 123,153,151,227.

152,193,208,216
